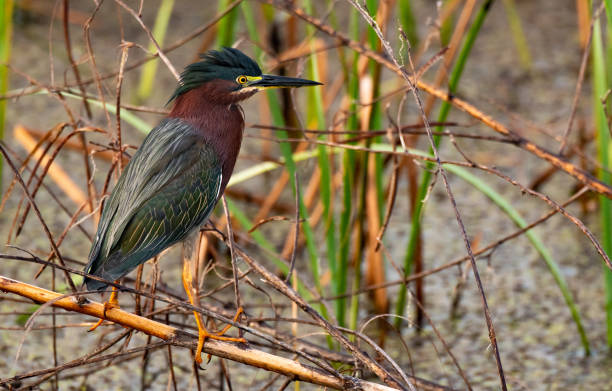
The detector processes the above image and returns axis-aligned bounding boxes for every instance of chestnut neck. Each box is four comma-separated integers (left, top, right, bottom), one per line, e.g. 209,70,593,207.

168,80,254,193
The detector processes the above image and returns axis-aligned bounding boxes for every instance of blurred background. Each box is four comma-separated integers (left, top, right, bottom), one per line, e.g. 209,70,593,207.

1,0,612,389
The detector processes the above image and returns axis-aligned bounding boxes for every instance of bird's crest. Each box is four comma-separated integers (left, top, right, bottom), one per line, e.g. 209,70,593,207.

167,47,262,104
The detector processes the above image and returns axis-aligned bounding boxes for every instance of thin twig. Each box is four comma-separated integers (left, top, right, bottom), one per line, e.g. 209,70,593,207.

0,144,77,294
559,1,603,154
114,0,180,80
115,42,131,172
63,0,96,215
83,0,112,130
222,195,243,324
286,172,300,283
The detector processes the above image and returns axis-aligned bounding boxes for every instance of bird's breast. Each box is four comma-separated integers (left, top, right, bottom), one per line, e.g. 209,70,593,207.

170,104,244,195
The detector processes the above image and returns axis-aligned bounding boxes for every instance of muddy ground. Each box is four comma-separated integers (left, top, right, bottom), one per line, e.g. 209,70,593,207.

2,0,612,390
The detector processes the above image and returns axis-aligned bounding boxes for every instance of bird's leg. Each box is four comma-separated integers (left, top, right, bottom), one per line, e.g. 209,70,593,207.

88,282,120,332
182,239,246,365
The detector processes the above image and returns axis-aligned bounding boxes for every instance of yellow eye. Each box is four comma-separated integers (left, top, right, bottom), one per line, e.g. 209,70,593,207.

237,75,248,84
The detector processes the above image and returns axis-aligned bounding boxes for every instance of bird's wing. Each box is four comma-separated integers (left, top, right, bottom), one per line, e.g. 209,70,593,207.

85,118,222,288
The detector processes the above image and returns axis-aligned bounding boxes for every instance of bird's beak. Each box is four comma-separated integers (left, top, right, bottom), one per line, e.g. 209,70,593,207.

248,74,322,89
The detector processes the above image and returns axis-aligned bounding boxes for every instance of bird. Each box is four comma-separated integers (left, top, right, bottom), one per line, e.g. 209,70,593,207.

82,47,321,363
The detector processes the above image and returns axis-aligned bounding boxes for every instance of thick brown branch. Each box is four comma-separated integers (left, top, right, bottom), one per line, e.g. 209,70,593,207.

0,276,397,391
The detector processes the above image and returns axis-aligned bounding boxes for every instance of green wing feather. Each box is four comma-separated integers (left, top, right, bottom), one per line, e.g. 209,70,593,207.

84,118,222,290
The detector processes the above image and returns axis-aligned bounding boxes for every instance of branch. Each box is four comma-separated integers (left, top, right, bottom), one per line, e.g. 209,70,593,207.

0,276,399,391
114,0,180,81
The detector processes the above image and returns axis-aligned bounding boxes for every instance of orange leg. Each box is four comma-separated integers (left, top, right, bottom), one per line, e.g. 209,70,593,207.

88,283,120,332
182,262,246,364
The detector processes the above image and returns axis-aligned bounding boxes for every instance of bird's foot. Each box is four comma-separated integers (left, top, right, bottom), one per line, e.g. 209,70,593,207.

194,326,247,365
195,308,247,365
214,307,244,338
88,286,120,332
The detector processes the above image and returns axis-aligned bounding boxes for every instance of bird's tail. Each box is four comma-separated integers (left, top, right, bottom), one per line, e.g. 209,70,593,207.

83,276,109,292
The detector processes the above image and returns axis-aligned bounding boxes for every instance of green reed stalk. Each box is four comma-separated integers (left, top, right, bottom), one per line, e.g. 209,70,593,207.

501,0,531,70
135,0,175,102
440,0,453,47
341,9,360,330
216,0,238,47
0,0,14,190
365,0,385,215
395,0,494,328
349,0,386,322
225,199,288,275
349,160,367,336
594,1,612,347
57,91,151,133
241,2,321,290
301,0,341,324
398,0,419,47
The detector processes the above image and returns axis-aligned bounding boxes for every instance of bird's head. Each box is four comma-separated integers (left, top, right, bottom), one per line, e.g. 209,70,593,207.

168,47,321,105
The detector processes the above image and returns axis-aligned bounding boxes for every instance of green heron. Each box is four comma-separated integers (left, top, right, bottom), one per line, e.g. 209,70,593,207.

83,47,321,363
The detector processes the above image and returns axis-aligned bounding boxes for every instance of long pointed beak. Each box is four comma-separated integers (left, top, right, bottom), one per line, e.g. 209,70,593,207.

250,74,322,88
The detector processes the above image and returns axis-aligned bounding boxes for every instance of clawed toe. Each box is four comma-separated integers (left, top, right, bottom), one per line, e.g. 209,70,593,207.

88,284,120,332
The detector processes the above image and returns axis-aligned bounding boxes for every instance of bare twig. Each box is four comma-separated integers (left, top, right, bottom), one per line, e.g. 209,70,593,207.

62,0,96,215
286,172,300,283
559,1,603,154
115,42,131,172
222,195,243,323
83,0,112,130
114,0,180,80
0,145,77,294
